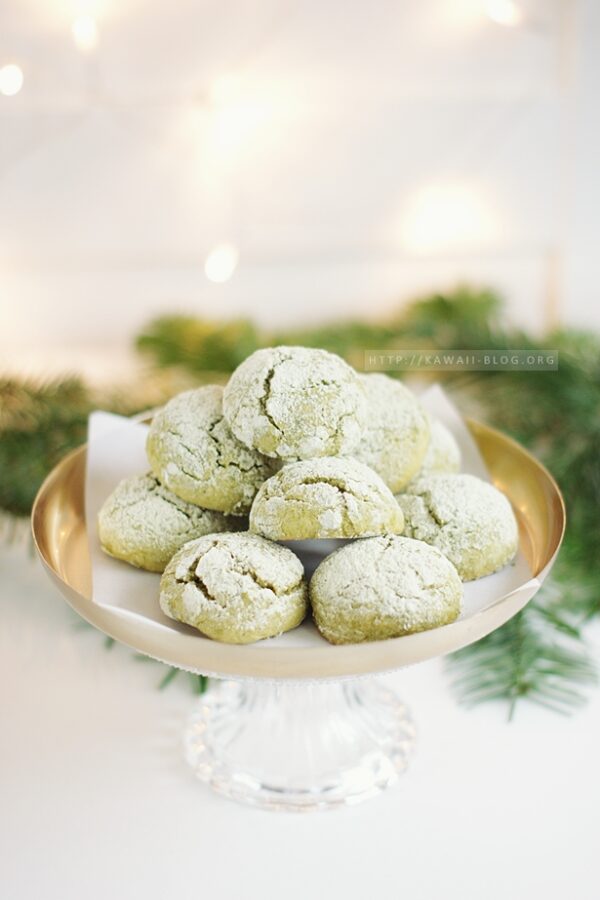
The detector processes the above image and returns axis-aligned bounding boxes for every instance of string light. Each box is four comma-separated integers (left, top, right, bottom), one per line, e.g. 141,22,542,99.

484,0,523,27
72,15,99,52
204,72,275,162
208,74,244,106
204,243,239,283
0,64,24,97
399,182,497,254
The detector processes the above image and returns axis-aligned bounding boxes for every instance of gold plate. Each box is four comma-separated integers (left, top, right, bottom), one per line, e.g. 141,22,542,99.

31,420,565,680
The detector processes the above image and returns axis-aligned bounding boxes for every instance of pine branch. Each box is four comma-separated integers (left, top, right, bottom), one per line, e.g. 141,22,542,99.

0,373,192,519
4,287,599,715
131,287,600,715
73,625,211,694
136,315,260,374
0,377,95,517
448,598,597,718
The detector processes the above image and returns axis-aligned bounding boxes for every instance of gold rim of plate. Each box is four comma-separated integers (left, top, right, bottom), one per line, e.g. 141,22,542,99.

31,419,565,680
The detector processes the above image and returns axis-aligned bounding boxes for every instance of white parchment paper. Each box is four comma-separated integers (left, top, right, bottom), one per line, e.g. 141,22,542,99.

85,385,541,647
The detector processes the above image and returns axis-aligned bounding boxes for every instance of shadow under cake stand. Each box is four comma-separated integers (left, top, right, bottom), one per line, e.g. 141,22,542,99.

31,420,565,812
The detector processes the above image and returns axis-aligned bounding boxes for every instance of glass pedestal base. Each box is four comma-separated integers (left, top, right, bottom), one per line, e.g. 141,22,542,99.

183,679,415,812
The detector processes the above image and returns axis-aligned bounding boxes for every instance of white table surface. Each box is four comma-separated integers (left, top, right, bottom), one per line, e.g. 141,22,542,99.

1,537,599,900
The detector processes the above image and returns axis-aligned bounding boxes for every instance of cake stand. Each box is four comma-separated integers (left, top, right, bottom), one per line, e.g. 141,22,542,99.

31,420,565,812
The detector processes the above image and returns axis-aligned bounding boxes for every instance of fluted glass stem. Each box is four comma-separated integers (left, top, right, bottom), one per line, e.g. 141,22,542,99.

184,678,415,812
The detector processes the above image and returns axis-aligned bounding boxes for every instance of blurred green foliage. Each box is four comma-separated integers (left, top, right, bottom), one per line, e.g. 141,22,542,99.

136,315,261,374
0,378,95,517
2,285,598,713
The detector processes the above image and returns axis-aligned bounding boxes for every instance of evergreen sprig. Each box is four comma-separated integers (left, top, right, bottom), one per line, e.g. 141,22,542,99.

0,377,95,517
0,371,195,517
3,287,599,713
128,287,600,714
449,603,597,718
136,315,261,374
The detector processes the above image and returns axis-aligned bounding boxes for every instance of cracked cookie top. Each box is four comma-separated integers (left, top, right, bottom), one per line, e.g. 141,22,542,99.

249,457,405,540
351,374,430,491
146,385,276,516
310,534,463,644
159,532,308,643
222,346,367,460
98,474,237,572
396,473,519,581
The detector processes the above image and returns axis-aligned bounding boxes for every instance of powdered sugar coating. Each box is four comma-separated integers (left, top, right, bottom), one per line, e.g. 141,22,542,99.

98,474,236,572
249,457,404,540
396,473,518,581
146,385,275,516
159,532,308,643
222,346,367,460
352,374,430,491
415,417,461,478
310,535,462,644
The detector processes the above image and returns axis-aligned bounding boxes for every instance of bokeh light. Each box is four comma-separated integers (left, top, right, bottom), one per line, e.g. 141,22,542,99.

0,64,24,97
400,182,498,254
204,243,239,282
484,0,523,27
72,15,99,51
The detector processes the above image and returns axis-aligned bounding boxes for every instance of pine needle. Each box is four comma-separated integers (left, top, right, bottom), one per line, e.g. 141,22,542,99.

448,601,597,719
5,286,600,714
158,667,179,690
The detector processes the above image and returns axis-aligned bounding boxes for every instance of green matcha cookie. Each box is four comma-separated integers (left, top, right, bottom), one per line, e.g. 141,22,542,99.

310,535,462,644
396,473,518,581
249,457,404,540
222,346,367,460
414,416,461,478
352,374,430,491
159,532,308,644
146,385,275,516
98,474,236,572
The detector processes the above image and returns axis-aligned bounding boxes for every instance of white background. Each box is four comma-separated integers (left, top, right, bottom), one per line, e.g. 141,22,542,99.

2,537,599,900
0,0,599,366
2,4,600,897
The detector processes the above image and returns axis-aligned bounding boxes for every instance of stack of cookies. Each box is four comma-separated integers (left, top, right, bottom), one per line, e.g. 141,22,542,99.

98,346,518,645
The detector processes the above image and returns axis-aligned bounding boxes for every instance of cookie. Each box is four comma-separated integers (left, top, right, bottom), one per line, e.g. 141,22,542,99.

98,474,237,572
159,532,308,643
413,416,461,479
222,345,367,460
249,457,404,540
310,534,462,644
352,374,430,491
146,385,275,516
396,473,518,580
